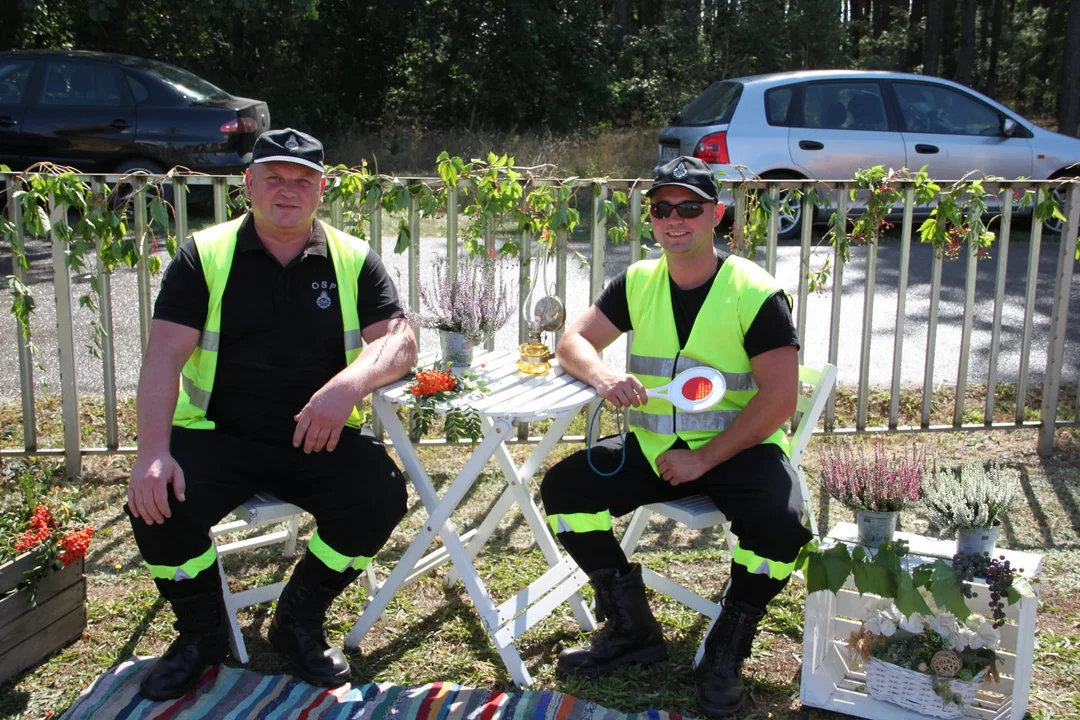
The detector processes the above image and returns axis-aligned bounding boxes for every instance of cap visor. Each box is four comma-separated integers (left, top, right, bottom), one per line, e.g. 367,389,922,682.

252,155,325,173
645,182,717,202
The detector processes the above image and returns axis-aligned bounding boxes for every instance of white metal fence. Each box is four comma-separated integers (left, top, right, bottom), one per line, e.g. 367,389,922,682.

2,172,1078,477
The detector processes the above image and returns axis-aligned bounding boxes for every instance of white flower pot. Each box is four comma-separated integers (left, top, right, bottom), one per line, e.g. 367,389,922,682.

440,330,474,366
956,521,1001,558
856,509,898,548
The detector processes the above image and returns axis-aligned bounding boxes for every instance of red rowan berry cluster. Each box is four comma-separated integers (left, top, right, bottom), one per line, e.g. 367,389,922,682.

59,527,94,567
409,369,456,398
13,505,55,552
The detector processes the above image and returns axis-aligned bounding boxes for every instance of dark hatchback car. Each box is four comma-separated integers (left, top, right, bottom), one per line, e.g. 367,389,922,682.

0,50,270,177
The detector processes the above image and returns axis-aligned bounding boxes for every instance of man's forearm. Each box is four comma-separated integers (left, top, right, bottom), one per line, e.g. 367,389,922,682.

136,352,182,454
698,387,794,468
336,327,418,402
556,333,613,386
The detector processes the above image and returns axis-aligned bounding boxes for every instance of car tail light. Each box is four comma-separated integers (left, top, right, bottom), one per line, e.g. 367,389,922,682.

694,132,729,164
220,117,258,133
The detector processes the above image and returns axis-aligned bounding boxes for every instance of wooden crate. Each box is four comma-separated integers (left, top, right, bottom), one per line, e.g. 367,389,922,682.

800,523,1043,720
0,551,87,685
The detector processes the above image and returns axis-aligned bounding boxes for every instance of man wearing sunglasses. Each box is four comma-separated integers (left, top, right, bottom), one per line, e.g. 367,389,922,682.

541,156,807,717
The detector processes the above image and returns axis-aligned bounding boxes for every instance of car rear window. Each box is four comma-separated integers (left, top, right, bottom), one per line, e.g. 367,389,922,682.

142,60,229,101
674,81,742,126
765,86,795,126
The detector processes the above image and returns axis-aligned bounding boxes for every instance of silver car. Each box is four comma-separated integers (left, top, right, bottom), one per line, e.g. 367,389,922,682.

658,70,1080,238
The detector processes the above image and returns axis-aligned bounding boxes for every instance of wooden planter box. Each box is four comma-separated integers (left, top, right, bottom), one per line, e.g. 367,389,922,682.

0,551,87,685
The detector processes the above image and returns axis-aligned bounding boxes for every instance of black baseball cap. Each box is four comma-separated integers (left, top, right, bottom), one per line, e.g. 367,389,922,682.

251,128,324,173
646,155,720,203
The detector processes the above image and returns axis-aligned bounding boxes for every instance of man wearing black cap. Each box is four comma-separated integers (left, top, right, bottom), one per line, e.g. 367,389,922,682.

126,128,417,699
540,156,808,717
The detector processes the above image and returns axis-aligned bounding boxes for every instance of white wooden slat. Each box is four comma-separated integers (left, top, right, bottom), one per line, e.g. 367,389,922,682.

646,496,727,529
489,382,597,421
494,557,581,625
383,350,522,405
472,369,580,414
492,567,592,648
216,530,292,556
229,581,288,608
468,364,572,412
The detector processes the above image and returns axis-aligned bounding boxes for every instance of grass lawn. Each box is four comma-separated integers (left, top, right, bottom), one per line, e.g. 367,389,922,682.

1,396,1079,720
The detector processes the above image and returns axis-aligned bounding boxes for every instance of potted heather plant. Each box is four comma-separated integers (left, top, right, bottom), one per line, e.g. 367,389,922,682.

817,439,926,547
408,253,513,365
921,460,1021,557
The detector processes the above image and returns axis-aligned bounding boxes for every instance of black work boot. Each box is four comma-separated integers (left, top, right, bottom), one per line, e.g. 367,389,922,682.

557,563,667,677
268,553,360,687
696,599,764,717
139,592,229,700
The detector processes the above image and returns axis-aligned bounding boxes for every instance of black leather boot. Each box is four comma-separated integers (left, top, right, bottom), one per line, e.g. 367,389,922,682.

696,599,764,717
139,592,229,700
557,563,667,677
268,552,360,687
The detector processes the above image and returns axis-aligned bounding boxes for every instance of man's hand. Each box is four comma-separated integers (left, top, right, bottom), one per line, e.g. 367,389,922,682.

128,452,186,525
595,372,649,408
655,447,712,486
293,379,358,453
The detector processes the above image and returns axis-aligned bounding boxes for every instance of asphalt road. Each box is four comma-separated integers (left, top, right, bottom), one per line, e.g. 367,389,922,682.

2,229,1078,402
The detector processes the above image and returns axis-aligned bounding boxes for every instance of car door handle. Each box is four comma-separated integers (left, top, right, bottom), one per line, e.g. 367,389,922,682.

0,116,17,128
799,140,824,151
111,119,130,130
915,144,939,154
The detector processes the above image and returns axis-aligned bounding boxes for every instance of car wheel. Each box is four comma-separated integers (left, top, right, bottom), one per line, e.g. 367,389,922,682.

1043,178,1076,235
761,173,811,241
112,159,173,210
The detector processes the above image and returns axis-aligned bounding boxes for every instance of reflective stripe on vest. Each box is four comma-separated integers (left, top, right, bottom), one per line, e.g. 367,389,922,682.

309,530,373,572
144,544,217,582
172,217,370,429
624,254,788,473
731,540,797,581
547,510,613,535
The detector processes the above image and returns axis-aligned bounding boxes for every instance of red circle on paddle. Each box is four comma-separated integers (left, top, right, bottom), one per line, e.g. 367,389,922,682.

682,376,714,401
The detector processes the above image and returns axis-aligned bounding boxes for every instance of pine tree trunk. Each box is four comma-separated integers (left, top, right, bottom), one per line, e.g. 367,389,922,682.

907,0,927,71
986,0,1004,90
924,0,946,75
955,0,977,86
1059,0,1080,136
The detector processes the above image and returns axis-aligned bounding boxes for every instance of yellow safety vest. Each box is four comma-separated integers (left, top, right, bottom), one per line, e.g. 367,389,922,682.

625,254,788,474
172,216,369,430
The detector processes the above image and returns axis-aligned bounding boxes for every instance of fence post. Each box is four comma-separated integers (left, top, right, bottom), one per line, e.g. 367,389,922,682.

93,177,120,450
888,185,915,429
1039,183,1080,456
8,176,37,450
50,192,81,477
825,184,848,430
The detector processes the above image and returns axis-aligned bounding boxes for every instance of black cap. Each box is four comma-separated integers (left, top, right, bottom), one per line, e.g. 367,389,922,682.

251,128,324,173
646,155,719,203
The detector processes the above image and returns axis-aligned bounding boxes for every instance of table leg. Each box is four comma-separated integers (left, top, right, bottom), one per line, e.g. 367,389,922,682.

345,399,506,647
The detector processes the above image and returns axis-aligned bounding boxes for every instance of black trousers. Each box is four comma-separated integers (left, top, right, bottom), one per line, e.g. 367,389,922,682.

540,432,812,611
127,426,408,600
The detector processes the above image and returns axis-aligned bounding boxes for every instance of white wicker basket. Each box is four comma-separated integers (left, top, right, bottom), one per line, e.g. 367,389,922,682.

865,657,989,719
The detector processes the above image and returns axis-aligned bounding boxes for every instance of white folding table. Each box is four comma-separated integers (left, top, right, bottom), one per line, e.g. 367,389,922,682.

344,349,600,686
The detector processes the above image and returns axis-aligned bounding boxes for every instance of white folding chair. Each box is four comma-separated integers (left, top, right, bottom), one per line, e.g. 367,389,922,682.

571,363,837,666
209,492,380,663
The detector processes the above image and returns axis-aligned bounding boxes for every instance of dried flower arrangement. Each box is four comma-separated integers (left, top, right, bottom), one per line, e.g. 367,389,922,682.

817,439,926,512
408,254,514,345
922,460,1021,533
849,596,1002,716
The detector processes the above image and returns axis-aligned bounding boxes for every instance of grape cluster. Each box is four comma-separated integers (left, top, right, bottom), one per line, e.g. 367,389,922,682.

951,550,990,599
985,555,1020,628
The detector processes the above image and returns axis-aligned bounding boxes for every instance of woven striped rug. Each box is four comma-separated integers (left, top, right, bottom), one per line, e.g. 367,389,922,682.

61,658,696,720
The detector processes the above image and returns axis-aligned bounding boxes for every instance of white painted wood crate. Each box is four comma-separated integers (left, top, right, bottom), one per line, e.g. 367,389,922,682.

800,523,1043,720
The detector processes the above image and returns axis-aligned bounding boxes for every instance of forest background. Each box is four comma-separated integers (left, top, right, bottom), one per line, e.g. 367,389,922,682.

4,0,1080,175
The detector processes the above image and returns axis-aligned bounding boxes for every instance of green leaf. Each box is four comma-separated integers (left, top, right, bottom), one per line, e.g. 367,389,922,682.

912,564,934,589
793,537,820,573
394,220,410,254
931,559,971,621
853,557,894,597
1005,576,1036,604
896,570,934,617
807,544,852,594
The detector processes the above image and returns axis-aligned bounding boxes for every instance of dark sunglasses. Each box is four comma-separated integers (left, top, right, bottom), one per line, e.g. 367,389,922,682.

648,201,706,219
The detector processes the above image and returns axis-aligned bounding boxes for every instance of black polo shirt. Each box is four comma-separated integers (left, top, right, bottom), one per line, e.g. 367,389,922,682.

153,214,405,444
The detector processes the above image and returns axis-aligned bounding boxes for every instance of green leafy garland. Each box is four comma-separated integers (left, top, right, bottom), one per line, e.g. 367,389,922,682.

404,361,491,443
